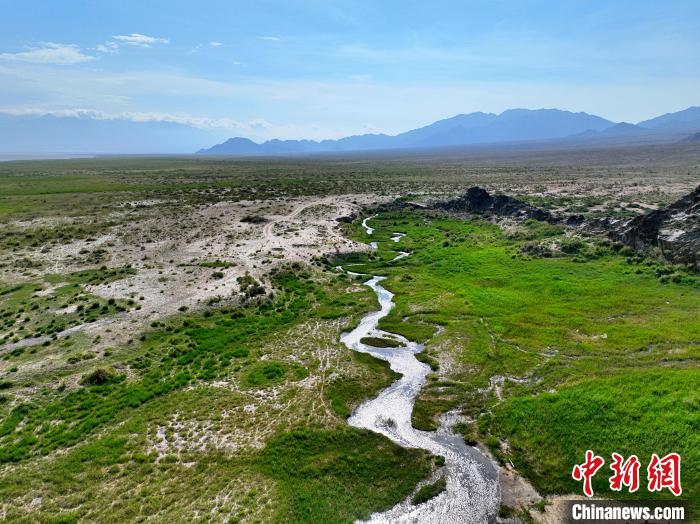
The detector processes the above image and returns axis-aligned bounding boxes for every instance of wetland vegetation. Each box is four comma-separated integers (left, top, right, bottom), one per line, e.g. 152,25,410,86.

343,209,699,509
0,150,698,521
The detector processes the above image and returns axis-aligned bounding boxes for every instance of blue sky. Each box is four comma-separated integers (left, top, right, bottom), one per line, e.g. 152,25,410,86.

1,0,699,140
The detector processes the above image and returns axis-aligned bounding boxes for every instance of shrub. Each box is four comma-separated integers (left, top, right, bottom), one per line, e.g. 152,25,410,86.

560,238,586,254
80,368,118,386
411,477,447,505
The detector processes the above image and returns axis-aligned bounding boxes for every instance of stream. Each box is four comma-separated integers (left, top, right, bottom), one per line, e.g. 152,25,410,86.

339,219,499,523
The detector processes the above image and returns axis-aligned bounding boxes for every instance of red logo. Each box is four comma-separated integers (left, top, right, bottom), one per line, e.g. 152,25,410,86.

572,450,605,497
647,453,682,496
573,451,682,497
609,453,640,493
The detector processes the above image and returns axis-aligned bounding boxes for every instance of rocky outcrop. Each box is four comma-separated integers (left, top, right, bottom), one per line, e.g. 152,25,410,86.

612,185,700,267
371,199,430,213
336,212,359,224
434,186,555,222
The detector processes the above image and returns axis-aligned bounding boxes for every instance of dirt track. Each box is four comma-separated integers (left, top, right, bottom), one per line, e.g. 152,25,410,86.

1,194,387,356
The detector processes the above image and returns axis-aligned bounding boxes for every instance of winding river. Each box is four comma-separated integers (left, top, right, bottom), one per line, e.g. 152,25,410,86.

340,218,500,523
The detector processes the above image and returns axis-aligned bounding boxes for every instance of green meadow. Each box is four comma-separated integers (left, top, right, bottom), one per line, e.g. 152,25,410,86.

344,210,699,507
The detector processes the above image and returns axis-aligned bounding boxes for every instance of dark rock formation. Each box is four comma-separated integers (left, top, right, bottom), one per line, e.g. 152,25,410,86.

565,214,586,227
336,214,357,224
372,199,429,214
612,185,700,267
434,186,555,222
240,214,268,224
433,185,699,268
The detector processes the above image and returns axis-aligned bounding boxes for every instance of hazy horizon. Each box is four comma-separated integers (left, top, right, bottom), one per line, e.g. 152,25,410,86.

0,4,698,520
2,0,700,143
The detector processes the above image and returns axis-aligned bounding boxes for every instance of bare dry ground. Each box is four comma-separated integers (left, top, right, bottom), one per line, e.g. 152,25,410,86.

0,143,698,522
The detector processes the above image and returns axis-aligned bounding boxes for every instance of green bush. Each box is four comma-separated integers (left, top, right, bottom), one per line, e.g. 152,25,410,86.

411,477,446,505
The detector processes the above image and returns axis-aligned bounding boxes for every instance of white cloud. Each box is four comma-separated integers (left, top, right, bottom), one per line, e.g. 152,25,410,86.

95,42,119,54
258,36,281,42
3,58,699,140
0,43,94,65
112,33,169,47
0,106,282,136
210,42,224,47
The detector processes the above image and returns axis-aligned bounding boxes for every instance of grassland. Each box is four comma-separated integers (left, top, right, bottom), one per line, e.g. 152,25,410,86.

343,209,699,508
0,150,698,521
0,264,435,522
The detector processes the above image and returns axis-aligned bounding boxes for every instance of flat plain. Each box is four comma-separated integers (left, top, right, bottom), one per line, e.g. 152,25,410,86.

0,144,698,522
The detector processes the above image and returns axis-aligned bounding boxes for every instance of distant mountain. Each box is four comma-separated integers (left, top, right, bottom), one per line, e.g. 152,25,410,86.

203,137,262,155
598,122,650,136
4,106,699,156
0,113,220,154
681,132,700,143
198,108,615,155
638,106,700,132
571,122,652,139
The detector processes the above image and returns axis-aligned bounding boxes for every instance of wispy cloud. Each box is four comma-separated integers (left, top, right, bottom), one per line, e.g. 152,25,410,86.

0,106,287,136
112,33,169,47
0,43,94,65
95,42,119,54
2,51,698,139
258,36,281,42
210,42,224,47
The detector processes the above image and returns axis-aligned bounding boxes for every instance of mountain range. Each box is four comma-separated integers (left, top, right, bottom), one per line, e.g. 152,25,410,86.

199,107,700,156
1,107,699,156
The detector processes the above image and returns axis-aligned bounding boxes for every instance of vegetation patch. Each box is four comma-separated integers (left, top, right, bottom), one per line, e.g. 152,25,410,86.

257,427,433,523
0,274,135,347
198,259,237,269
359,336,402,348
243,361,309,388
325,351,400,418
347,209,699,508
411,477,447,505
79,367,121,386
484,369,700,504
0,268,357,462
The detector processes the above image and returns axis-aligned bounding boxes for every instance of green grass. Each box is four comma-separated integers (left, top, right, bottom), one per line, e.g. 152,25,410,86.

51,266,136,285
486,369,699,503
197,259,237,269
257,427,432,523
0,269,136,349
347,210,699,506
243,361,309,388
325,351,400,418
0,268,353,462
0,261,437,521
411,477,447,505
359,336,403,348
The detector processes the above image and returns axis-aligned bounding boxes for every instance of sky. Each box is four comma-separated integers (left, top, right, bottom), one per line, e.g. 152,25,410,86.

1,0,699,141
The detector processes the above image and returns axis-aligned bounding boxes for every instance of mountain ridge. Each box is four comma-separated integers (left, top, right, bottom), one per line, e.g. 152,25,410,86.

199,108,616,155
2,106,698,156
199,107,700,156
